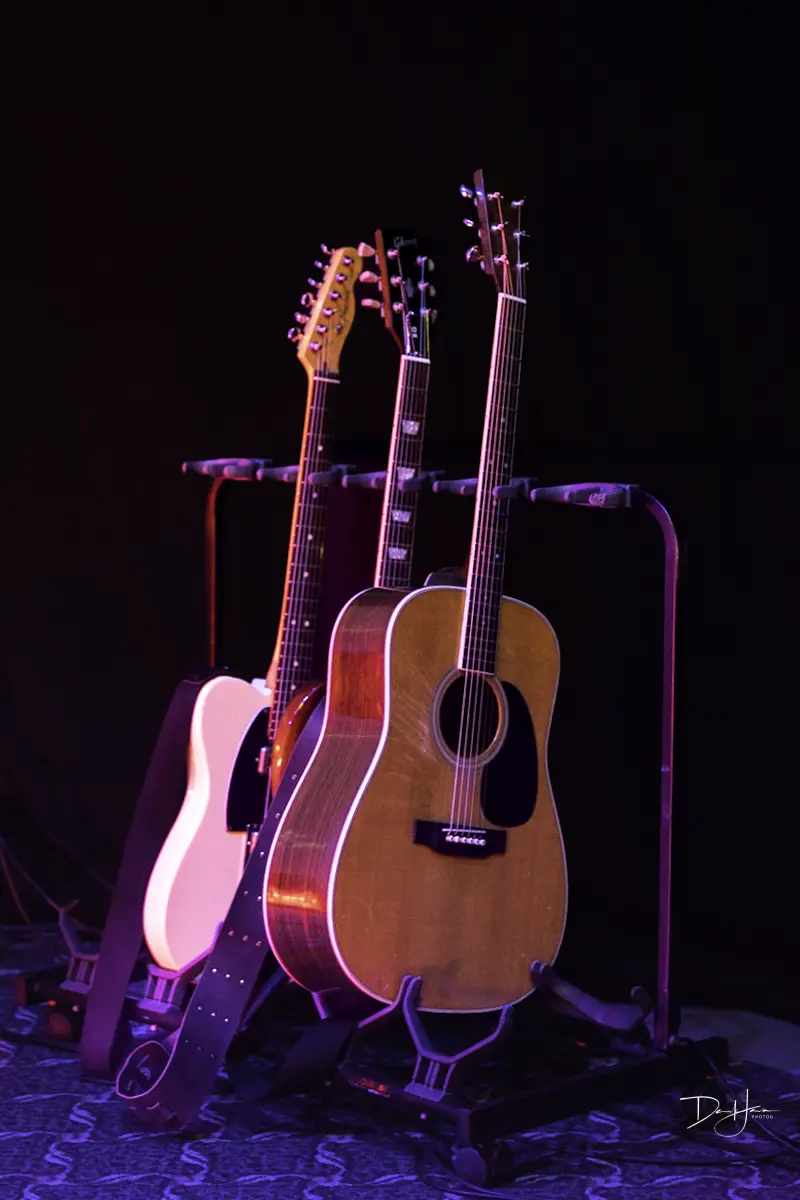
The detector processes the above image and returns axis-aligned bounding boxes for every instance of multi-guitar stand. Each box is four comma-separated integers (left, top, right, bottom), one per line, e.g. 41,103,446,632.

14,455,728,1187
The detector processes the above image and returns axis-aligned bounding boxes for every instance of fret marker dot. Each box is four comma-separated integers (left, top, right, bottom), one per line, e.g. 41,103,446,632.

303,620,310,627
303,571,309,578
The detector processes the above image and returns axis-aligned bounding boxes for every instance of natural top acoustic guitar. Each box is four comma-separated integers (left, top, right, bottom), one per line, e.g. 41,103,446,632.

264,175,568,1013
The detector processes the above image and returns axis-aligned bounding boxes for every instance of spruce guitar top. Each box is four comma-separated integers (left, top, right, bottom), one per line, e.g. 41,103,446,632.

142,246,366,973
263,176,568,1014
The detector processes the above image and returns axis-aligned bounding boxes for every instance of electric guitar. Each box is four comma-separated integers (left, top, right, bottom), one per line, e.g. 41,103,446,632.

142,245,365,973
264,175,568,1013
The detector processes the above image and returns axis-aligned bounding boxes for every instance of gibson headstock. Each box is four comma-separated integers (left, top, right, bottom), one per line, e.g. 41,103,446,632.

288,243,375,377
359,230,436,358
460,169,528,299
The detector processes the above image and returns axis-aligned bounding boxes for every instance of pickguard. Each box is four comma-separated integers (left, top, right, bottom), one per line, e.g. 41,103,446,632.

226,708,270,831
479,680,538,828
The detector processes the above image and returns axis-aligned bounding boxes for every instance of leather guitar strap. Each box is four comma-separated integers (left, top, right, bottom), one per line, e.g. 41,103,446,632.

115,701,323,1128
81,673,221,1078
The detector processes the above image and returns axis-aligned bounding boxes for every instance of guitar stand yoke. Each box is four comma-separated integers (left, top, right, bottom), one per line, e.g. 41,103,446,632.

325,967,727,1187
278,478,729,1187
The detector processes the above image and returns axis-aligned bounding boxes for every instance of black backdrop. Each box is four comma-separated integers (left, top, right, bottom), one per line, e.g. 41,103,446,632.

1,14,794,1017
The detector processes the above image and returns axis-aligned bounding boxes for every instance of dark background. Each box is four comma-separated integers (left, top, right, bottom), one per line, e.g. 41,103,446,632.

1,14,793,1017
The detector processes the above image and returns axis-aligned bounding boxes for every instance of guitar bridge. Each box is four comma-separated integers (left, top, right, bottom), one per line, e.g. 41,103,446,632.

413,820,506,859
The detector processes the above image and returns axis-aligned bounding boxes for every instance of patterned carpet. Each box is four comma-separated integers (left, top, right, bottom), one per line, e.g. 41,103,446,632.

1,925,799,1199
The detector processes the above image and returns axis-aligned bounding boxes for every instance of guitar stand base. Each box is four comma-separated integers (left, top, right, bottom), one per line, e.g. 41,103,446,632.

315,972,728,1187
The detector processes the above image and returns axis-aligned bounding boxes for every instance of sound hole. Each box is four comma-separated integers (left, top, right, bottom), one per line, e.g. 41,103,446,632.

438,673,501,762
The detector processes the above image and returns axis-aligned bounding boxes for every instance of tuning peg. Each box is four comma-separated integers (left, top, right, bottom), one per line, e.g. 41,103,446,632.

320,244,332,255
463,218,475,228
416,256,435,272
511,199,524,208
294,312,309,324
322,306,334,316
390,275,403,288
429,285,436,297
387,248,399,260
361,298,382,309
288,327,302,342
335,272,346,282
392,301,404,313
308,277,321,289
300,292,314,307
359,270,380,284
314,260,325,270
342,255,353,266
357,242,375,257
309,341,321,351
316,324,328,333
460,185,474,199
466,246,483,263
329,289,341,299
430,309,438,322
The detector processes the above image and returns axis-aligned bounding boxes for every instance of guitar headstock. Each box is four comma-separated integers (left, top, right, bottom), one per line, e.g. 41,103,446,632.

359,230,435,358
460,169,528,299
288,243,374,377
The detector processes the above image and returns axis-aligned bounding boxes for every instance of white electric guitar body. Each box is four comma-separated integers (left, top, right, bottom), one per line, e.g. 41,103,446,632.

141,245,367,975
143,674,270,972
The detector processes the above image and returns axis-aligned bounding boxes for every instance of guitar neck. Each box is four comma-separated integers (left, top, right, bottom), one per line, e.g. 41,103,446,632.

268,370,336,739
374,354,431,590
458,292,527,675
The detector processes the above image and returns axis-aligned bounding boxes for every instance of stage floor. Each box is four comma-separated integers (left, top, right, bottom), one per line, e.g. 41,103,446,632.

1,925,798,1199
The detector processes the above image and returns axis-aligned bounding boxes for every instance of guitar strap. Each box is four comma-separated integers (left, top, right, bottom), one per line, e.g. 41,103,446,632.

81,672,223,1077
115,701,324,1128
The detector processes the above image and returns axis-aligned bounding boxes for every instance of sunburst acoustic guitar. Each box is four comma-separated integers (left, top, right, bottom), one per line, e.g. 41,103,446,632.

142,246,366,973
264,174,568,1014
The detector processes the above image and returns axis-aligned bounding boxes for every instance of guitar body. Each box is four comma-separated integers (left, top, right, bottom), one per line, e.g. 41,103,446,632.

143,674,323,972
265,584,568,1013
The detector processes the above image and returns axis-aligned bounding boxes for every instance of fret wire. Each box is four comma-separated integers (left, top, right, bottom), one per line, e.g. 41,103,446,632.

375,354,431,591
269,373,335,736
461,294,527,674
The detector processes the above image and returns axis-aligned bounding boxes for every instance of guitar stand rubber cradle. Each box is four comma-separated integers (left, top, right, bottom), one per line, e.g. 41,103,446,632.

261,479,728,1187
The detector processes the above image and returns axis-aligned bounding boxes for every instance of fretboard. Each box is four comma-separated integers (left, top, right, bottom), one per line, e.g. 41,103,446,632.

268,372,336,739
375,354,431,590
458,294,527,675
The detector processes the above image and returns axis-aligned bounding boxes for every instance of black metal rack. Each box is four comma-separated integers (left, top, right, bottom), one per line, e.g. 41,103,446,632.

266,472,728,1186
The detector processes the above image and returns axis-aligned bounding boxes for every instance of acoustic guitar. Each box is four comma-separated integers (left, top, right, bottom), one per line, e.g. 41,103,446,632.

142,245,365,973
264,175,568,1013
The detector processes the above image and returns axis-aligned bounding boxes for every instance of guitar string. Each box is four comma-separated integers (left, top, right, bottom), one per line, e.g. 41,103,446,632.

380,356,430,590
380,355,413,589
270,367,329,741
457,287,513,833
453,282,525,834
272,370,320,734
385,260,429,590
392,359,429,588
459,289,513,832
466,292,525,831
474,291,526,829
449,295,504,832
